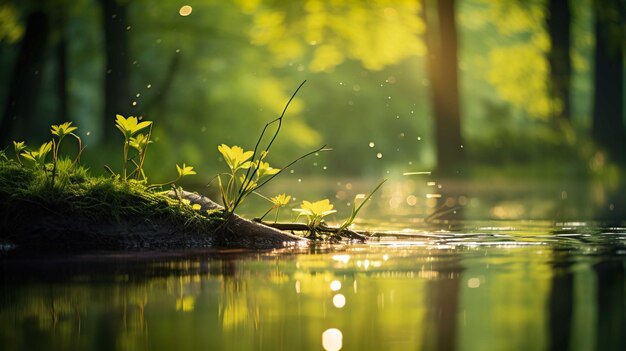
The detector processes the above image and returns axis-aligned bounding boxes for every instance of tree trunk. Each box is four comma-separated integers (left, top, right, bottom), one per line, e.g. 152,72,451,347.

0,11,50,145
592,1,624,164
101,0,131,139
57,28,69,121
547,0,572,121
423,0,465,175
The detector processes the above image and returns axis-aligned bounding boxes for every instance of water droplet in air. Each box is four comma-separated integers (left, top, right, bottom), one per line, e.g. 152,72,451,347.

290,170,295,174
417,137,421,141
132,101,137,106
369,142,375,148
136,93,140,97
376,153,383,159
147,84,152,88
298,178,302,182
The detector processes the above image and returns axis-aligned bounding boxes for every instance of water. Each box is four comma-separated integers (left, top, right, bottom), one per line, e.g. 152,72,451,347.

2,220,626,351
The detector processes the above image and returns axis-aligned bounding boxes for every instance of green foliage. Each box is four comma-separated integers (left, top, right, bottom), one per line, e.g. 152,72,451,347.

259,193,291,223
0,157,216,233
293,199,336,228
12,141,25,164
115,114,153,181
21,141,52,167
216,144,281,216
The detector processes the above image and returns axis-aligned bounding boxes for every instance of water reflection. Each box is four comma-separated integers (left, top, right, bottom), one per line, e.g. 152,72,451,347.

1,224,626,350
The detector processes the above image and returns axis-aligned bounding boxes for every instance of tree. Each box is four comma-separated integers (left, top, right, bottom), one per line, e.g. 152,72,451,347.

592,0,624,164
0,10,49,145
547,0,572,121
423,0,465,174
101,0,131,139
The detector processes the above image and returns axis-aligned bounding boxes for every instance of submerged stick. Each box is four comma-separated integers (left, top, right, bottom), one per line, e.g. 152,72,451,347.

252,219,368,241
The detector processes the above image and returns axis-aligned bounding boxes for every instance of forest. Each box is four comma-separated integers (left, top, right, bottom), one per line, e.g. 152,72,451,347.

0,0,624,187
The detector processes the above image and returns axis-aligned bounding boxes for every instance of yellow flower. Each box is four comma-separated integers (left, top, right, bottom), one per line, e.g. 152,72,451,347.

271,193,291,207
293,199,336,223
176,163,197,177
255,160,280,177
218,144,253,170
115,114,152,139
50,122,77,138
239,174,257,192
129,133,152,152
13,141,26,153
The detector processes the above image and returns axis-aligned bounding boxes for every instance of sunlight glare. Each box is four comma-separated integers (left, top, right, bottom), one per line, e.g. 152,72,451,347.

322,328,343,351
332,254,350,264
330,280,342,291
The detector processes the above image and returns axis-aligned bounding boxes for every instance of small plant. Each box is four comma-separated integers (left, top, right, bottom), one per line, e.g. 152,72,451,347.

337,179,386,235
259,193,291,223
148,163,197,190
214,81,326,218
216,144,281,215
115,114,152,181
293,199,336,237
128,133,153,181
13,141,26,164
50,122,83,185
21,141,53,170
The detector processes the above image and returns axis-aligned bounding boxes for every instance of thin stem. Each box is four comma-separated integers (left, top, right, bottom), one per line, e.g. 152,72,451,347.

238,80,306,199
256,145,329,190
70,133,82,164
258,207,273,221
231,144,328,212
274,208,280,224
122,139,129,180
136,125,152,180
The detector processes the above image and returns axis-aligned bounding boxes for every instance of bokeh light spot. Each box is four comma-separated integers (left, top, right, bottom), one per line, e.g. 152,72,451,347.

322,328,343,351
179,5,193,16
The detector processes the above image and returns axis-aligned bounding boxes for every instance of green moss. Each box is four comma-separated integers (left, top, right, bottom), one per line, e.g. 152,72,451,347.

0,158,221,238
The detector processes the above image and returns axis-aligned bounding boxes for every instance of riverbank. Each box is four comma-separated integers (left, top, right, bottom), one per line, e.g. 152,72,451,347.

0,160,303,252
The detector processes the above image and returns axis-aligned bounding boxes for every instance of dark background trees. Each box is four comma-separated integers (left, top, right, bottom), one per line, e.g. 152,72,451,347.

0,0,624,178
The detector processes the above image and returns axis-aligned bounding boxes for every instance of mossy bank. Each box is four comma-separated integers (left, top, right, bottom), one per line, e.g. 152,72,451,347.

0,159,303,252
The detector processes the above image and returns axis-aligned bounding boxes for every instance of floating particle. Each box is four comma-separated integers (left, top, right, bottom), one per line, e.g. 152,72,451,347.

179,5,193,16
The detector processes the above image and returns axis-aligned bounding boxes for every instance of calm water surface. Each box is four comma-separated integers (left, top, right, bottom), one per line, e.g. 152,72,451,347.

2,220,626,351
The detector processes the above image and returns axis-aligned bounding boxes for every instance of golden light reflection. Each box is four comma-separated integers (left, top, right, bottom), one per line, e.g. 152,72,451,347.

295,280,301,294
179,5,193,16
176,296,195,312
332,294,346,308
332,254,350,264
322,328,343,351
330,280,342,291
406,195,417,206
